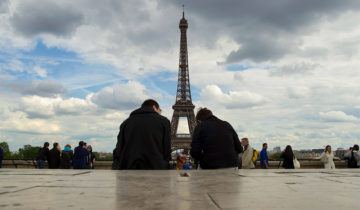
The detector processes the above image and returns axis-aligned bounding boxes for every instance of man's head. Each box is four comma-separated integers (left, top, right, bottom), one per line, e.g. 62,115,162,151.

53,142,59,149
141,99,161,114
241,138,249,147
263,143,268,150
79,141,84,147
353,144,359,151
44,142,50,148
195,108,213,124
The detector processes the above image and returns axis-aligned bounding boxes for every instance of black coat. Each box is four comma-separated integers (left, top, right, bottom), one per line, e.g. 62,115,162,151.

281,152,294,169
190,116,243,169
112,107,171,169
47,148,60,169
36,147,49,161
60,150,73,169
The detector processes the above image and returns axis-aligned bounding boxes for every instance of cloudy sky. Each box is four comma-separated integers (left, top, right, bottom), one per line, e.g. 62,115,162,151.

1,0,360,152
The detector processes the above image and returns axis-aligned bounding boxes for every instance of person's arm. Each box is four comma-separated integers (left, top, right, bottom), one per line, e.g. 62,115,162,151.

190,125,202,161
162,120,171,162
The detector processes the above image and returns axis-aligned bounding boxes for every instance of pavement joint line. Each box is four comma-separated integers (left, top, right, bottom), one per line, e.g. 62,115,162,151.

207,193,221,209
0,186,39,195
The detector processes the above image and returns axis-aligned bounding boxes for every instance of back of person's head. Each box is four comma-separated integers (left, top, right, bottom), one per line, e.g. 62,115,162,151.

44,142,50,148
195,108,213,122
353,144,359,151
285,145,293,155
65,144,71,149
79,141,84,147
53,142,59,148
141,99,159,109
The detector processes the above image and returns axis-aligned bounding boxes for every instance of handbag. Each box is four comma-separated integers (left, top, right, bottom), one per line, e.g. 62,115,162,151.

293,157,300,169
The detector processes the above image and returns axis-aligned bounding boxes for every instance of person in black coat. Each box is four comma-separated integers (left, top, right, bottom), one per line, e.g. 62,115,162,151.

36,142,50,169
190,108,243,169
60,144,74,169
280,145,295,169
73,141,90,169
112,99,171,170
0,146,3,168
47,142,61,169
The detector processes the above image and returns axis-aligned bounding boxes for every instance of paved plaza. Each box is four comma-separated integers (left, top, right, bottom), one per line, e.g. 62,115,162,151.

0,169,359,209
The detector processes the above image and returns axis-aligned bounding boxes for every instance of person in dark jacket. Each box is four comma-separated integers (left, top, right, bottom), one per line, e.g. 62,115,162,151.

190,108,243,169
86,145,96,169
0,146,3,168
112,99,171,170
36,142,50,169
60,144,73,169
73,141,90,169
280,145,295,169
47,142,61,169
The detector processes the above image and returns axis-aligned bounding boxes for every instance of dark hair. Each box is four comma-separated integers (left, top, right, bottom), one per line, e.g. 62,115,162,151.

53,142,59,148
284,145,294,158
44,142,50,148
79,141,84,147
141,99,159,109
195,108,213,122
353,144,359,151
325,145,331,153
263,143,267,147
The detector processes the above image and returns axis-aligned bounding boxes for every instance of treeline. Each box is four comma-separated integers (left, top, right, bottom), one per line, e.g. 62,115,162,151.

0,142,113,161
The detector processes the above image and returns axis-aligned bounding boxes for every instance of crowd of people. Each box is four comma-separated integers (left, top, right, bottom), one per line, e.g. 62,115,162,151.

1,99,360,171
36,141,95,169
112,99,360,170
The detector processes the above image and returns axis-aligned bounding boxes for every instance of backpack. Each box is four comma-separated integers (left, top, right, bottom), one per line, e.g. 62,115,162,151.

252,149,259,163
348,151,358,168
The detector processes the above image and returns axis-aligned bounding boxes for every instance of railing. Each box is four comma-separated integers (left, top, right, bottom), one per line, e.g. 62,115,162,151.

2,159,38,168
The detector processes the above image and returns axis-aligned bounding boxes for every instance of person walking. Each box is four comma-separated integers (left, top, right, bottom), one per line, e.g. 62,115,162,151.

260,143,269,169
344,144,360,168
86,145,96,169
47,142,61,169
241,138,255,169
280,145,295,169
190,108,242,169
318,145,336,169
112,99,171,170
60,144,73,169
73,141,90,169
36,142,50,169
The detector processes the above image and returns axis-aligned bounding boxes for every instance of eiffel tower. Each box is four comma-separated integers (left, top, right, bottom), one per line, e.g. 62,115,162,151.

170,6,196,149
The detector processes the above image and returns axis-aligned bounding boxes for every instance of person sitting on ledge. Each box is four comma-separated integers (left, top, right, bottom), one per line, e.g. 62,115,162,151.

190,108,243,169
112,99,171,170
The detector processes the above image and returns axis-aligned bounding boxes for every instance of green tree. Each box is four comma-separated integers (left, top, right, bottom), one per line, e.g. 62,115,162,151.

0,142,12,159
269,152,282,160
18,145,41,159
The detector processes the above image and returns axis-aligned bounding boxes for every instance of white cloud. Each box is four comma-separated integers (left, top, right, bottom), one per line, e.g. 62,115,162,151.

200,85,266,109
319,111,358,122
91,81,150,110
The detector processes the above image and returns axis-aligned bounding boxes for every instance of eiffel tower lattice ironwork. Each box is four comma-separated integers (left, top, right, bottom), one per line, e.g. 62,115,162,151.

170,7,196,144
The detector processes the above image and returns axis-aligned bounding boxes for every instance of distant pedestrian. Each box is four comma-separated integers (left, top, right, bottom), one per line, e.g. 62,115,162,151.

0,145,3,168
190,108,242,169
176,149,188,170
86,145,96,169
280,145,295,169
241,138,255,169
318,145,336,169
60,144,73,169
47,143,61,169
260,143,269,169
73,141,90,169
36,142,50,169
112,99,171,170
344,144,360,168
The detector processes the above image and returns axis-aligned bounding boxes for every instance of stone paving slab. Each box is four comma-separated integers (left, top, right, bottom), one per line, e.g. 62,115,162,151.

0,169,359,209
